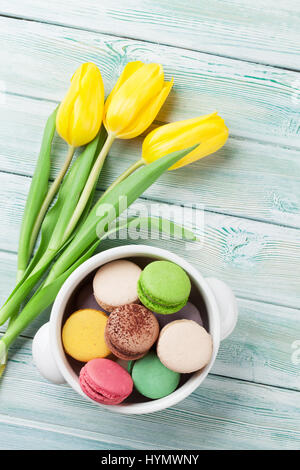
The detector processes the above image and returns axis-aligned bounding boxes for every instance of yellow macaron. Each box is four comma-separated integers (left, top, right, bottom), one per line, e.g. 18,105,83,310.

62,309,110,362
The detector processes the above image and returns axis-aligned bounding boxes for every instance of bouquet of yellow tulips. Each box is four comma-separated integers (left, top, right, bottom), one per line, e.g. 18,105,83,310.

0,61,228,375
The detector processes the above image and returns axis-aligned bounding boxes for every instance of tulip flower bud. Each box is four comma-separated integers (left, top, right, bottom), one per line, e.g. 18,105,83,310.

142,112,229,170
104,61,173,139
56,63,104,147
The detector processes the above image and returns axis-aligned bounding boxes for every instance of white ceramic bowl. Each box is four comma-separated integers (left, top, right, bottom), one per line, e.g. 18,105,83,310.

32,245,238,414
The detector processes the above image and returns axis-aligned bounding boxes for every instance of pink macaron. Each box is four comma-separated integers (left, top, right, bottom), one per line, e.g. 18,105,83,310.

79,358,133,405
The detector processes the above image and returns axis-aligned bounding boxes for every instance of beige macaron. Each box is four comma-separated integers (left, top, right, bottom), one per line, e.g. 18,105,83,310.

93,259,142,312
157,319,213,373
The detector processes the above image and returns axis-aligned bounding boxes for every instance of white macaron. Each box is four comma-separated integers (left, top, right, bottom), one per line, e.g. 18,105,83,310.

93,259,142,312
157,319,213,373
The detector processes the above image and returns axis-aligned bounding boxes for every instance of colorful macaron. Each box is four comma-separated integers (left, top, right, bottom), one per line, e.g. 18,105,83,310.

80,358,133,405
93,260,141,312
154,301,203,328
157,319,213,373
105,304,159,361
129,352,180,399
62,309,110,362
61,257,215,405
137,261,191,314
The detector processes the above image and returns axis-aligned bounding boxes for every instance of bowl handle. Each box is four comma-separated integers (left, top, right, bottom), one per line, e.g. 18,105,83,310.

32,322,66,384
205,278,238,340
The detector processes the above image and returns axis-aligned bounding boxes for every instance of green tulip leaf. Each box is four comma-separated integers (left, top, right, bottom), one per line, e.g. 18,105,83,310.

50,145,197,279
0,128,107,325
26,127,107,277
17,107,57,279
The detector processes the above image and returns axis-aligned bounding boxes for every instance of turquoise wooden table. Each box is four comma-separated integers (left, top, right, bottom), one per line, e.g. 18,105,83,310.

0,0,300,450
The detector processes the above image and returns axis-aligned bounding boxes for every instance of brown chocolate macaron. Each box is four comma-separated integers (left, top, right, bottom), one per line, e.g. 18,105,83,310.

104,304,159,361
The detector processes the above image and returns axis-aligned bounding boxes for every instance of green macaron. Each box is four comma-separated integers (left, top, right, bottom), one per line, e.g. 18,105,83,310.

130,352,180,399
137,260,191,314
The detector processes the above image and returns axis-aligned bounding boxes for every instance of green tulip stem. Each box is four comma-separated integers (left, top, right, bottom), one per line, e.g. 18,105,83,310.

0,145,197,360
20,144,75,282
102,158,145,197
62,133,115,244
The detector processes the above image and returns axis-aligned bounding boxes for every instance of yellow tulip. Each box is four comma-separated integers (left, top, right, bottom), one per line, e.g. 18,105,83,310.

104,61,173,139
56,62,104,147
142,112,229,170
33,63,104,257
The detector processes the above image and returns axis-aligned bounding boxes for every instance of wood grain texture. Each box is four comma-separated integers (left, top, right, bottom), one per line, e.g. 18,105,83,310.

0,4,300,451
0,249,300,393
0,416,132,450
0,17,300,149
1,0,300,70
1,94,300,229
1,171,300,308
0,344,300,450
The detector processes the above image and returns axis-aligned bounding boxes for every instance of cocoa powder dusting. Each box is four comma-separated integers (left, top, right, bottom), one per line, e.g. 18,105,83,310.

106,304,159,356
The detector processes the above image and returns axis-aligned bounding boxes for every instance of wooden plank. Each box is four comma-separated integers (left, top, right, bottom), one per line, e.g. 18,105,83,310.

213,299,300,390
1,249,300,392
0,17,300,148
0,2,298,453
1,0,300,70
0,353,299,449
0,416,134,450
1,94,300,229
1,254,299,449
1,171,300,308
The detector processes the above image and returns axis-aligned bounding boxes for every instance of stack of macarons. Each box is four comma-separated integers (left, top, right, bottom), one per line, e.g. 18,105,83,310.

62,259,213,405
